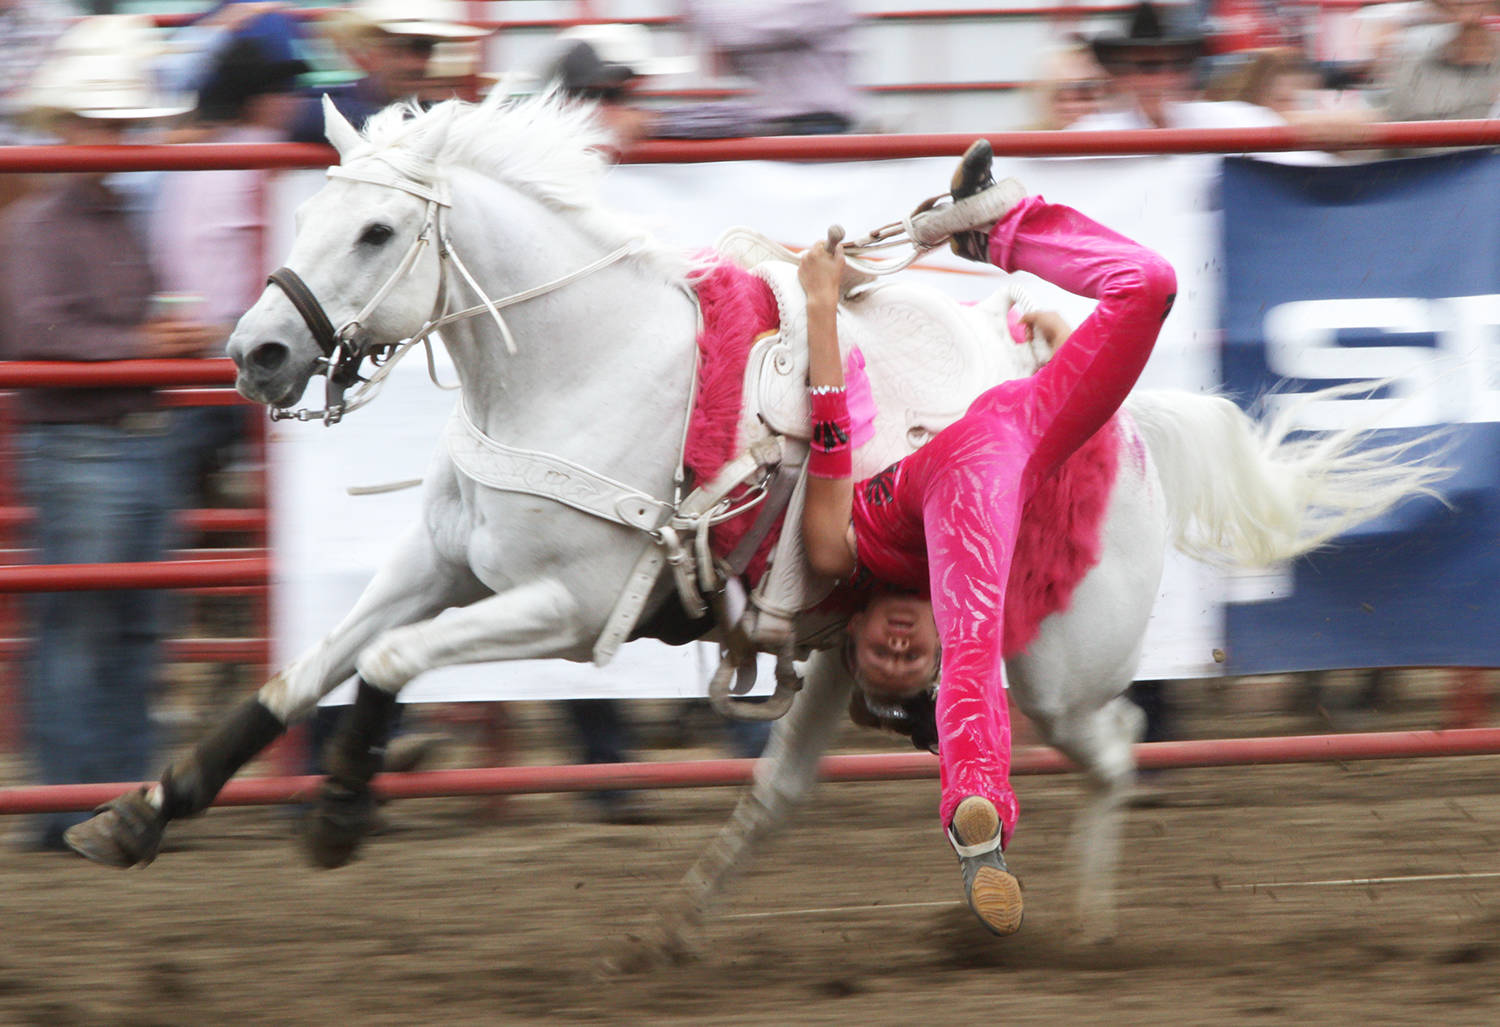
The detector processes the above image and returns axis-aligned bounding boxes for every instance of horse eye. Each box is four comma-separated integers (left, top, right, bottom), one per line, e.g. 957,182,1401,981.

359,223,394,246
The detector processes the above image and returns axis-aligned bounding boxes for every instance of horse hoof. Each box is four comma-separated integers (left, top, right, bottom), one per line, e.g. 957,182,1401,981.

63,786,166,868
967,864,1024,937
599,928,700,976
303,781,375,869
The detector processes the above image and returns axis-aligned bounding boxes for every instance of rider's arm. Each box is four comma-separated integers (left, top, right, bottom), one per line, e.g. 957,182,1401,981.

1021,309,1073,358
799,242,858,579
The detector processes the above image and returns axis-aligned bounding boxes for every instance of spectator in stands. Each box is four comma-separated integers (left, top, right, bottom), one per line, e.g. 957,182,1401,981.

1027,40,1109,130
1203,46,1374,158
540,23,695,148
0,0,77,217
154,36,307,365
668,0,859,137
0,0,75,147
1072,0,1286,131
288,0,491,143
0,27,213,852
1075,2,1370,162
153,33,306,577
156,1,303,103
1380,0,1500,128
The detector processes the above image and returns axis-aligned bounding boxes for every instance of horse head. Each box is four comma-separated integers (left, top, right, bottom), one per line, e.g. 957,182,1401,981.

227,97,455,420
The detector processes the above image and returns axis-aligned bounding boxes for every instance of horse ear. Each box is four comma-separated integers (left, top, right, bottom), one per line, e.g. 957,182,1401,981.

323,95,362,159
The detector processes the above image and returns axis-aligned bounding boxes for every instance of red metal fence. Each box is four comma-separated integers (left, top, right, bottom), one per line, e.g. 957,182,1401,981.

5,727,1500,815
2,124,1496,813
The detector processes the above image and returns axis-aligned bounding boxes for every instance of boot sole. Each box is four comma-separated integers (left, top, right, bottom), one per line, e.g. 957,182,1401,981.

950,139,995,198
969,865,1025,936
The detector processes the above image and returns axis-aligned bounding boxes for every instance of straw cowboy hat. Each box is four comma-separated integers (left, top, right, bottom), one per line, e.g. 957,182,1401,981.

327,0,492,43
1089,2,1206,72
23,15,191,122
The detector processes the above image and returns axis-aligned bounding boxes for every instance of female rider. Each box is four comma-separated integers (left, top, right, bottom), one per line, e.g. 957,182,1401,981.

798,141,1176,936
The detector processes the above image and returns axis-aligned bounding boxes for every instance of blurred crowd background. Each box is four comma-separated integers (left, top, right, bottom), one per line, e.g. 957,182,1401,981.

0,0,1496,851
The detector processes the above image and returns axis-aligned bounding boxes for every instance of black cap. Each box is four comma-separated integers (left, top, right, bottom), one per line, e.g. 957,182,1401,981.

196,37,309,123
1090,2,1205,72
548,40,634,100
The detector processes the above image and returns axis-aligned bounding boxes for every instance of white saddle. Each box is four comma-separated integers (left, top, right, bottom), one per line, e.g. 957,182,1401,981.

726,234,1037,473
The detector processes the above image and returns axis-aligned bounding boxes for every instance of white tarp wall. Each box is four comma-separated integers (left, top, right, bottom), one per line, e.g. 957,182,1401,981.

267,153,1231,702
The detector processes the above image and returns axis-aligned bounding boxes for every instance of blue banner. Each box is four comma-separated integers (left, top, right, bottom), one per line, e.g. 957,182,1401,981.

1220,151,1500,672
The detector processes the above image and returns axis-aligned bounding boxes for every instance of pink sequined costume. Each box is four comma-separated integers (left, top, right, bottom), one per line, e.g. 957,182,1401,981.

849,196,1176,846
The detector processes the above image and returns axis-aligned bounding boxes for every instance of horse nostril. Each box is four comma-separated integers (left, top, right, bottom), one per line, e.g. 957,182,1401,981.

248,342,290,372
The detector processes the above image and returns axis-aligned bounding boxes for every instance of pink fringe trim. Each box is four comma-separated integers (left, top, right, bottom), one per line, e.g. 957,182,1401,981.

1003,416,1121,656
684,260,781,580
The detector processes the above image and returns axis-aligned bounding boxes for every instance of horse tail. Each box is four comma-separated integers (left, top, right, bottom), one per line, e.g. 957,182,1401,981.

1124,384,1451,566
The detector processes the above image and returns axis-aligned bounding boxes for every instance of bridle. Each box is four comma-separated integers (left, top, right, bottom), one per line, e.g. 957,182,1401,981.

264,157,641,424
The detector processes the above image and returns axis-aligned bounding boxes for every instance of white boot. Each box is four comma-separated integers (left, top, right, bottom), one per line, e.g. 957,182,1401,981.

905,140,1027,262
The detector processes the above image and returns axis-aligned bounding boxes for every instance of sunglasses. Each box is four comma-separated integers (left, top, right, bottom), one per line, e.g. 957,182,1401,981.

1055,79,1108,101
1121,57,1194,73
389,36,438,57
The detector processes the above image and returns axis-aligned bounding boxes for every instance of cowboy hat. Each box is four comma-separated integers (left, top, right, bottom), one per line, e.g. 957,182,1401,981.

330,0,492,43
23,15,191,122
1090,2,1205,72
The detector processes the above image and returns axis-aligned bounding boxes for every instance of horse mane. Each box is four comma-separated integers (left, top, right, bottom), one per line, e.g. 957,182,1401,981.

353,92,693,281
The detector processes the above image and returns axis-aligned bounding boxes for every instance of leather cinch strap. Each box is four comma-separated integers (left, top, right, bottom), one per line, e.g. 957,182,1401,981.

267,266,338,358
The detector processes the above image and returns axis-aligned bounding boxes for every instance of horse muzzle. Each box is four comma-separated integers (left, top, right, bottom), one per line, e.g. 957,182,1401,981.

228,337,316,409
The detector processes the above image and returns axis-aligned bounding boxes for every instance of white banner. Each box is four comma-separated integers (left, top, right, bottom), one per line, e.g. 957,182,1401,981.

266,154,1229,702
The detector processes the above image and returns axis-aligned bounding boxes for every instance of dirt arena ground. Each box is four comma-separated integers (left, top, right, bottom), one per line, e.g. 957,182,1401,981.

3,677,1500,1026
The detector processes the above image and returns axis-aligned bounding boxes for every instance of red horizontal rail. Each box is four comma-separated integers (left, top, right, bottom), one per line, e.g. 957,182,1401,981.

0,557,269,593
0,359,238,388
146,6,1139,30
4,728,1498,815
2,122,1497,174
0,507,265,534
622,122,1500,162
635,81,1027,103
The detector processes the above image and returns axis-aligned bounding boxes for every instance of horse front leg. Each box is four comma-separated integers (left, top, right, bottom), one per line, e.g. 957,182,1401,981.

64,525,482,869
610,648,853,973
302,576,589,867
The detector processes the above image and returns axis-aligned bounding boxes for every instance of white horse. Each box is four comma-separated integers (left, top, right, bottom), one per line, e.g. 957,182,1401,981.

64,94,1442,949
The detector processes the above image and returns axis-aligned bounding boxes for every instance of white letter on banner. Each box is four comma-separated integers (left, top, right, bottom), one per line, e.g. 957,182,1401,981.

1442,294,1500,423
1260,296,1500,429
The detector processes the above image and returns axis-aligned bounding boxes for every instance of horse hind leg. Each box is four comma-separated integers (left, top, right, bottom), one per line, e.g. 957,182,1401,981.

1045,694,1143,942
607,647,853,973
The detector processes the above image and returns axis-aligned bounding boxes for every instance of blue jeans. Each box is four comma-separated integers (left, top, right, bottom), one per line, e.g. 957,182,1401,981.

19,421,180,836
